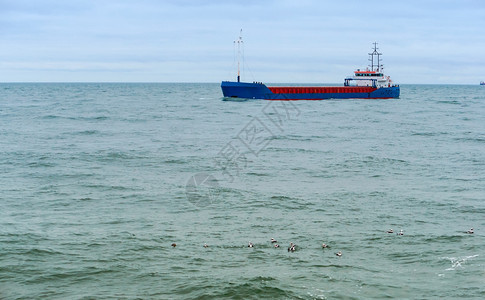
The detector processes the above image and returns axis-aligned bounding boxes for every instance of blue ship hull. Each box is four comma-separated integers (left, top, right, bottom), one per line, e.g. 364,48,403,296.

221,81,400,100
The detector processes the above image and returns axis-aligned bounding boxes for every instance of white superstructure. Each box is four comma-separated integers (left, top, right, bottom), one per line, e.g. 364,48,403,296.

344,43,396,88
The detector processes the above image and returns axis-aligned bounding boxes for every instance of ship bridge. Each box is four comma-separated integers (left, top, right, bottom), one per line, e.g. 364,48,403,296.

354,70,384,77
344,43,397,88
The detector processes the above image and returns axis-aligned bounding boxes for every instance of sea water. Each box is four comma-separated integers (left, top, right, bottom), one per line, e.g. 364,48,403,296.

0,83,484,299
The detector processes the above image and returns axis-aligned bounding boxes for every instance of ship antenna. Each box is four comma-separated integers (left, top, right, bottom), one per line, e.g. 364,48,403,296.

368,42,382,72
235,29,243,82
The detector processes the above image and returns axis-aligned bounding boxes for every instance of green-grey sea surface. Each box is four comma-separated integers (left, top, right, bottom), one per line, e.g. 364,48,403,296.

1,83,484,299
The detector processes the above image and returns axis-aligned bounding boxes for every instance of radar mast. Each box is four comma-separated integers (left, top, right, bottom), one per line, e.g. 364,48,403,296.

368,42,383,72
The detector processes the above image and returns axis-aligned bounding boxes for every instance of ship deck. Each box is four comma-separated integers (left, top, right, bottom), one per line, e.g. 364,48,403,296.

267,86,377,94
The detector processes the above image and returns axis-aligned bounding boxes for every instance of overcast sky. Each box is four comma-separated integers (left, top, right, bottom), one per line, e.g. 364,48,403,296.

1,0,484,84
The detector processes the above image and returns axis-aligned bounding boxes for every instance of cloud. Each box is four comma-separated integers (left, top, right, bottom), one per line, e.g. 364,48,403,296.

0,0,484,83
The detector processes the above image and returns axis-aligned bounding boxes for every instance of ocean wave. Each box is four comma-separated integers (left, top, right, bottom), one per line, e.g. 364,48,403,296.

163,158,187,164
67,115,110,121
453,136,485,143
422,235,465,243
411,131,446,137
72,130,101,135
193,278,298,299
24,247,64,256
26,161,56,168
40,114,61,119
442,254,479,271
246,172,269,177
437,100,461,105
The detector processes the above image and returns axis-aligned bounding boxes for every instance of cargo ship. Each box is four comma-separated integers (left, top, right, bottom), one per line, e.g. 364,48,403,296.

221,37,400,100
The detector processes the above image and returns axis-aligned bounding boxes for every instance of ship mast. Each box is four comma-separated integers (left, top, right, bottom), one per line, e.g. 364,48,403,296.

368,42,383,72
235,29,243,82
